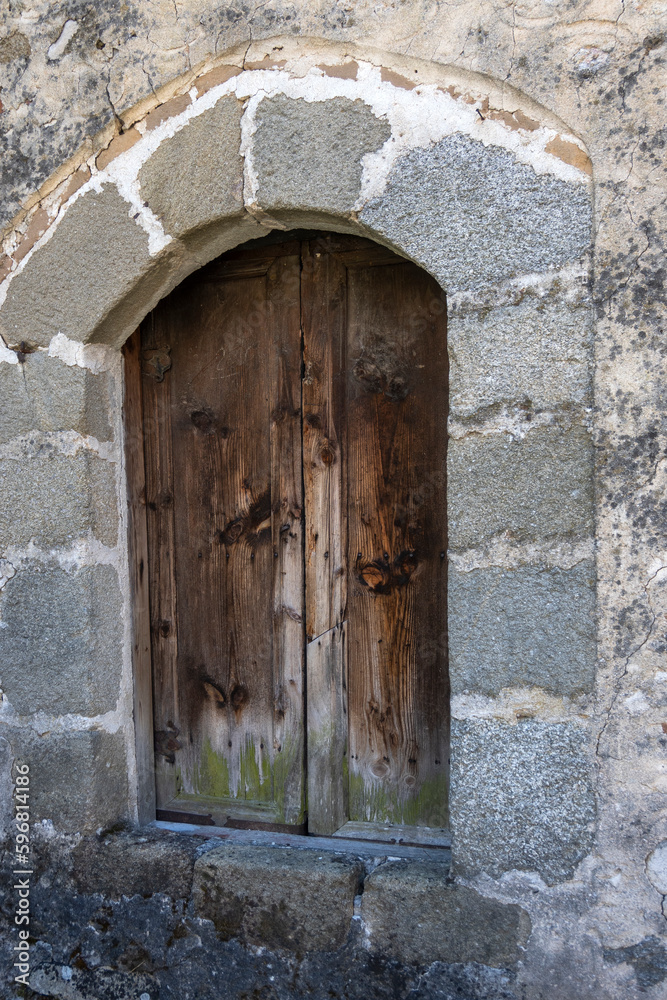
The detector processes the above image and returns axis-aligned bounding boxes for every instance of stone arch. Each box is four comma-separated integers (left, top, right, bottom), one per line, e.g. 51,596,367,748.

0,36,592,352
0,37,596,883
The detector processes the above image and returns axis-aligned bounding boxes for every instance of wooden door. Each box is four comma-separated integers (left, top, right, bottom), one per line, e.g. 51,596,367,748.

124,232,448,839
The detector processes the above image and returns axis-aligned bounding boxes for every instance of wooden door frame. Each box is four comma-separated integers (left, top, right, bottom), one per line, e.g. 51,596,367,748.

123,330,156,824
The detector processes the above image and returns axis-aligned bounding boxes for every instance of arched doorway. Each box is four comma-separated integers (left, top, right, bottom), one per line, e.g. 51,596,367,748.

125,231,449,842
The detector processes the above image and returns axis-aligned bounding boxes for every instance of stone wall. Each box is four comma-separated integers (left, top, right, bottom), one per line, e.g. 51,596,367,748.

0,3,665,999
1,825,535,1000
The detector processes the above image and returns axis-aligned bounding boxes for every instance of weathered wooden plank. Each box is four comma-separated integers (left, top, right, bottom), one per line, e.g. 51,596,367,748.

302,240,349,835
140,309,180,811
169,263,275,809
143,247,304,825
268,252,306,825
332,820,450,847
305,624,348,834
122,329,156,824
342,253,449,829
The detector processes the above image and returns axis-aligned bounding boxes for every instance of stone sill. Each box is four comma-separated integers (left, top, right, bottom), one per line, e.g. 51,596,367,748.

154,819,452,862
52,822,529,972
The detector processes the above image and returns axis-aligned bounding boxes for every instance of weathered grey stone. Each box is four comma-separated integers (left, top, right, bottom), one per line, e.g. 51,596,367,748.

448,561,597,696
646,840,667,894
0,452,117,548
139,97,244,240
362,860,531,967
603,936,667,991
450,719,595,882
254,96,391,215
73,830,198,899
0,352,113,444
0,732,12,833
2,727,128,831
448,426,594,550
0,847,523,1000
0,185,158,347
193,844,363,952
360,134,592,292
0,563,123,716
448,295,594,418
28,966,158,1000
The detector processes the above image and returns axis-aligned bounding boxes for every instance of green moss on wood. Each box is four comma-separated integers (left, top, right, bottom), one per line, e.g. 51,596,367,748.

189,732,305,824
348,771,449,828
193,739,231,799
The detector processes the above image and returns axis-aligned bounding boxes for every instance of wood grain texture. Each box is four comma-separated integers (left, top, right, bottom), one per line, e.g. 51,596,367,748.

133,231,449,837
302,239,349,835
141,246,304,826
343,253,449,828
140,309,181,811
267,252,306,825
122,329,156,824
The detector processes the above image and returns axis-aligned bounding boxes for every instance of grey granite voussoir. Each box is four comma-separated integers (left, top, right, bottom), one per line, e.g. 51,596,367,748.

139,96,245,241
0,185,160,348
360,134,592,292
253,95,391,216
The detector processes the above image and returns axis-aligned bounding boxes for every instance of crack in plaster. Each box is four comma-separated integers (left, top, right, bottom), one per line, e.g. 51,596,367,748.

105,79,124,132
596,564,665,757
506,1,517,84
0,558,16,591
243,1,271,70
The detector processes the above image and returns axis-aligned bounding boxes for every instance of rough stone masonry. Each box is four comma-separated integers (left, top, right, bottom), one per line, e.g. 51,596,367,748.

0,3,664,999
